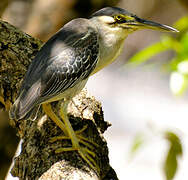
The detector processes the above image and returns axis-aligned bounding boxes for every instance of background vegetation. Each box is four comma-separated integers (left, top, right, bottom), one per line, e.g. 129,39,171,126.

0,0,187,180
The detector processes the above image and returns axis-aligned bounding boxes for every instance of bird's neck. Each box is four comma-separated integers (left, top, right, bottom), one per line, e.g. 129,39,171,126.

91,18,128,74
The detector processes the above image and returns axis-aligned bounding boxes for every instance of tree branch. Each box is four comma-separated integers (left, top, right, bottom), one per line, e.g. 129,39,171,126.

0,20,118,180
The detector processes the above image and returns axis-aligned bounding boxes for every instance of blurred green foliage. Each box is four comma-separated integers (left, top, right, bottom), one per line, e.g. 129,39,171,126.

129,15,188,95
130,130,183,180
129,133,145,158
128,15,187,180
164,131,183,180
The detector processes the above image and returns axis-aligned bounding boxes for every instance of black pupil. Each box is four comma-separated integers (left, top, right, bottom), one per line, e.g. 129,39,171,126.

116,15,126,23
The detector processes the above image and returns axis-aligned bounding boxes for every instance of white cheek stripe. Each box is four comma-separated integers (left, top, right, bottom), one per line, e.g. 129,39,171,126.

98,16,115,24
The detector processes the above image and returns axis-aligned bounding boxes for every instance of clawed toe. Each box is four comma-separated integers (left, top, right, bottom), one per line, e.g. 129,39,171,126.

43,102,100,174
49,136,70,143
78,147,99,173
55,145,99,173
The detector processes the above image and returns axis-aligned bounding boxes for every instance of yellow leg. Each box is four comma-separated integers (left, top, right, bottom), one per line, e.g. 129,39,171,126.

50,135,97,150
59,101,80,148
42,103,98,147
49,124,98,150
42,102,99,173
59,101,99,173
42,103,68,136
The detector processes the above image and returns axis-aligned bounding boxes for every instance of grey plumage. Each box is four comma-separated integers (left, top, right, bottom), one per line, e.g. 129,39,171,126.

10,7,178,120
90,7,133,18
8,7,179,174
10,18,99,120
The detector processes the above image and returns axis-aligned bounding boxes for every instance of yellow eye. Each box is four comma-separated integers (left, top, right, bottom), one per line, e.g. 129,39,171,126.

115,15,135,22
115,15,123,21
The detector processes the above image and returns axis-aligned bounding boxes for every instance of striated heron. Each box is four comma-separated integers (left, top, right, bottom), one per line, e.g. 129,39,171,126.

9,7,178,173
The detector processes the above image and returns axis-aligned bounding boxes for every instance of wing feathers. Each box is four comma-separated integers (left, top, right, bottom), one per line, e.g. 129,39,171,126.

10,18,99,120
9,80,41,119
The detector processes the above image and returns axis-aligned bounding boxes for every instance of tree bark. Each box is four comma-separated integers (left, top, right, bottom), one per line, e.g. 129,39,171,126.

0,20,118,180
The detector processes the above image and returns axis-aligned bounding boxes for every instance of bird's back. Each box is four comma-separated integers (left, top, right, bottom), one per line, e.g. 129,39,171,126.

9,18,99,120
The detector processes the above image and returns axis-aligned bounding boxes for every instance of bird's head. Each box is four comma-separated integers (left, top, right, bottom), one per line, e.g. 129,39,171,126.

90,7,178,34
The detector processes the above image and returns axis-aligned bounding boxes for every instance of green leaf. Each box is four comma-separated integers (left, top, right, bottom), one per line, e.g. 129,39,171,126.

180,33,188,56
129,134,144,158
128,41,171,65
177,60,188,74
164,147,178,180
163,131,183,180
170,71,188,95
174,16,188,32
165,132,182,155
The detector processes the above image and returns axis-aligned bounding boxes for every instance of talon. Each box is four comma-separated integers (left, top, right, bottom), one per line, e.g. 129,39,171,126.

83,147,96,157
78,148,99,173
55,144,99,173
50,135,96,150
49,136,70,143
78,139,94,150
43,102,99,174
77,135,99,147
75,124,88,134
55,147,78,153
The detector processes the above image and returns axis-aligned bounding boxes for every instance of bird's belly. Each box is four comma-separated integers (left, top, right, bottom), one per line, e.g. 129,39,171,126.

43,79,88,103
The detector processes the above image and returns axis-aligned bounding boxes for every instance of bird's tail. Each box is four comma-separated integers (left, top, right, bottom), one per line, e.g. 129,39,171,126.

9,99,40,121
9,87,40,121
9,96,22,120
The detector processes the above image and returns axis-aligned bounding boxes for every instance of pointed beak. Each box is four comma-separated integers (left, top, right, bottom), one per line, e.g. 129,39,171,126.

127,17,179,32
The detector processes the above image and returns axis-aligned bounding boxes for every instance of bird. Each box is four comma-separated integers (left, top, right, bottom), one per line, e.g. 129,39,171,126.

9,7,178,173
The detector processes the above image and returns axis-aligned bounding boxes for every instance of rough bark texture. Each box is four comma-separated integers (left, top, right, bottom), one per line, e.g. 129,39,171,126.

0,20,118,180
0,19,41,179
0,20,42,111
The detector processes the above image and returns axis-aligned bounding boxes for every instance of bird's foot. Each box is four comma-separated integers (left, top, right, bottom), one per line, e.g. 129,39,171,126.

49,125,100,173
50,124,99,149
43,103,100,174
55,143,99,174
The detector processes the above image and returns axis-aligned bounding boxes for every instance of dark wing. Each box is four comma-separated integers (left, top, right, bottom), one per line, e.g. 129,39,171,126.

40,27,99,100
10,18,99,120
